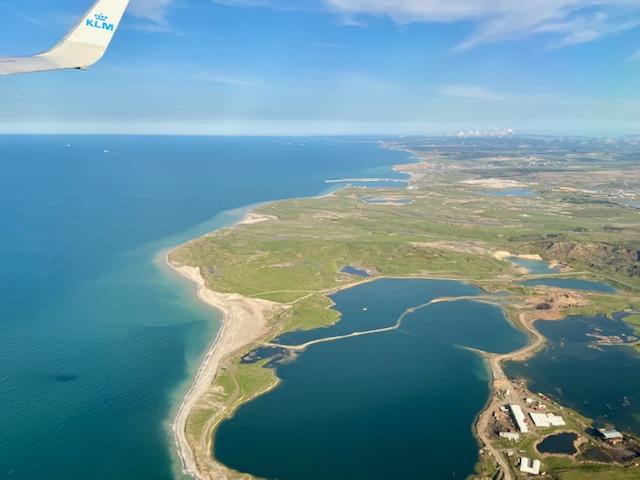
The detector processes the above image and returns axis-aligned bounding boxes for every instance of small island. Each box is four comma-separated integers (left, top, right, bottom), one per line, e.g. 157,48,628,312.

169,139,640,480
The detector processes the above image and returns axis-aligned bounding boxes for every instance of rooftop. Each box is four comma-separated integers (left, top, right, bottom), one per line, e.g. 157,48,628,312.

529,412,565,428
509,404,529,433
599,428,623,440
519,457,541,475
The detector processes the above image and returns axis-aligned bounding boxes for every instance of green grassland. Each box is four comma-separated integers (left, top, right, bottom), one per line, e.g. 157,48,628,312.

172,186,640,301
624,314,640,335
170,175,640,479
172,191,514,299
171,184,640,312
568,296,640,318
556,466,640,480
281,294,341,332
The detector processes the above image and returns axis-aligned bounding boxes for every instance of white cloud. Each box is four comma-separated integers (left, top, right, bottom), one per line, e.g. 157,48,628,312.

323,0,640,50
128,0,174,30
439,85,509,101
438,84,604,109
438,84,561,103
124,0,640,48
191,72,258,86
211,0,315,11
201,0,640,49
212,0,273,6
138,0,639,48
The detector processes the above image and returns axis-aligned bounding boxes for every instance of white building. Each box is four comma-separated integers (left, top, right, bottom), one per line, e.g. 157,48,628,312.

529,412,566,428
509,404,529,433
519,457,541,475
499,432,520,441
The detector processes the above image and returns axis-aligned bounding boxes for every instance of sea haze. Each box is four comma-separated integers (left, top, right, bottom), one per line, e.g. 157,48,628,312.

0,136,409,480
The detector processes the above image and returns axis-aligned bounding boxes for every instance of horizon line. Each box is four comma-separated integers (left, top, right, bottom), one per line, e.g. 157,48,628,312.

1,131,638,139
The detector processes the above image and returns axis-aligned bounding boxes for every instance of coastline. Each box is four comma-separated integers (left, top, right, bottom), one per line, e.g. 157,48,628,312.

165,205,551,479
162,151,630,479
167,217,611,480
472,285,593,478
164,150,420,479
167,239,542,480
473,313,547,480
169,261,229,480
167,256,281,480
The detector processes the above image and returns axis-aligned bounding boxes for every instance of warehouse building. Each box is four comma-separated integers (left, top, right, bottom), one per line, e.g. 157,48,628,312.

519,457,541,475
509,404,529,433
529,412,566,428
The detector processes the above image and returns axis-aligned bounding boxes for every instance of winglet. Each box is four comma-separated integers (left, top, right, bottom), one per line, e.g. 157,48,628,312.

41,0,130,69
0,0,130,76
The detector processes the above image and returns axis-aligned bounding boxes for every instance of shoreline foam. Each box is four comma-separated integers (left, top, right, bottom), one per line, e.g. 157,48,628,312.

165,152,421,479
168,259,280,479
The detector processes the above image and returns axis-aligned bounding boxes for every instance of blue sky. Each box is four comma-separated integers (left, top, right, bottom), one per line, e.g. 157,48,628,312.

1,0,639,135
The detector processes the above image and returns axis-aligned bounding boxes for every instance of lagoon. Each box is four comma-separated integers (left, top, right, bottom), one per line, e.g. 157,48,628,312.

273,278,481,346
215,278,528,479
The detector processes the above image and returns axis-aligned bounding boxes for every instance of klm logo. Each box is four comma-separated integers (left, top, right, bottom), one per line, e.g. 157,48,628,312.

86,13,114,32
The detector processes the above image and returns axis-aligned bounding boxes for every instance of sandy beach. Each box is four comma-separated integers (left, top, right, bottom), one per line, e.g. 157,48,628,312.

238,212,277,225
461,178,532,189
493,250,543,261
168,261,280,480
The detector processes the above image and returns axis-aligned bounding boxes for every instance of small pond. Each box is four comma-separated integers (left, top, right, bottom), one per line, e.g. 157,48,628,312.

341,265,371,277
509,257,559,275
537,432,578,455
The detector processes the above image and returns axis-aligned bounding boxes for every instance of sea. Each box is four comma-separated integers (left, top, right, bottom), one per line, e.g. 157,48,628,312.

0,136,410,480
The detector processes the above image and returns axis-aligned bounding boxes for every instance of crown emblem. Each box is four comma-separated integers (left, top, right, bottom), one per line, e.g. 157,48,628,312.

95,13,108,21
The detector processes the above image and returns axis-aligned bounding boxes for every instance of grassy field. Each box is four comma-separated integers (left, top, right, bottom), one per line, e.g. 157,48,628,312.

170,155,640,479
171,191,517,300
556,466,640,479
172,187,640,300
624,314,640,335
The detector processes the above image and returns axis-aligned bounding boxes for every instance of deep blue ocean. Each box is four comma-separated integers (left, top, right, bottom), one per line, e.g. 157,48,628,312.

0,136,409,480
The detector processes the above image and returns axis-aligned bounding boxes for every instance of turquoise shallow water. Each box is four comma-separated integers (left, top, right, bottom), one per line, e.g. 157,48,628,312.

509,257,559,275
215,279,528,479
0,136,409,479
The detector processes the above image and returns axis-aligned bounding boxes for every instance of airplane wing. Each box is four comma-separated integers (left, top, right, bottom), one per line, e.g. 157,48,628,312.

0,0,130,76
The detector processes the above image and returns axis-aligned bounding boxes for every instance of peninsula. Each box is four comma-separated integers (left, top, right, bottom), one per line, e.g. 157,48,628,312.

169,137,640,479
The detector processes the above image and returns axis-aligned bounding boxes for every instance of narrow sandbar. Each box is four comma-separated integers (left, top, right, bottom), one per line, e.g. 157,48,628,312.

169,261,280,479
